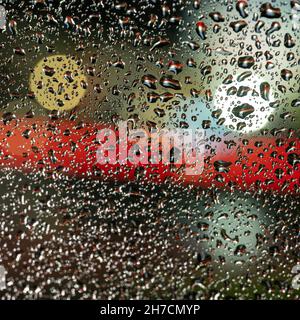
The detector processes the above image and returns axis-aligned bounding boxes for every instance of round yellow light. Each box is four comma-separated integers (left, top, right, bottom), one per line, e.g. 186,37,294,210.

30,55,87,111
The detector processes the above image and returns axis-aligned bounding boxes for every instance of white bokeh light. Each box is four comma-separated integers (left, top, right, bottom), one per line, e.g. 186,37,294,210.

213,76,275,133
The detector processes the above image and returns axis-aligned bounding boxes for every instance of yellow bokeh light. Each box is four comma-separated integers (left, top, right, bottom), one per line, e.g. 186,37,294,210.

30,55,87,111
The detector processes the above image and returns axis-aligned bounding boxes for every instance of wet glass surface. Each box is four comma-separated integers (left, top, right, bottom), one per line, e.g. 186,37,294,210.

0,0,299,299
